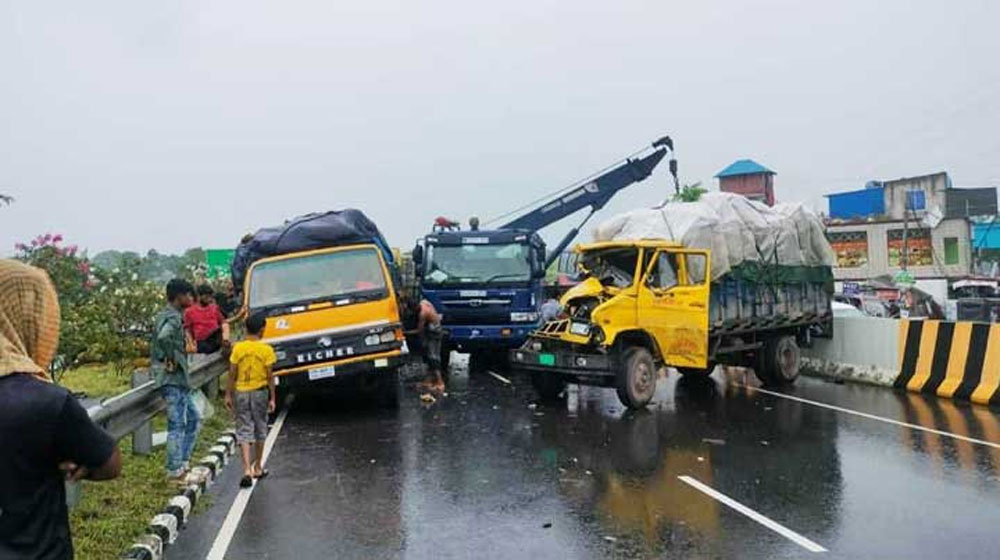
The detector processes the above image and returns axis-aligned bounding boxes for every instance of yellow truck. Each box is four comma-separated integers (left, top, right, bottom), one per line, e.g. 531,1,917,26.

511,240,834,408
233,210,406,405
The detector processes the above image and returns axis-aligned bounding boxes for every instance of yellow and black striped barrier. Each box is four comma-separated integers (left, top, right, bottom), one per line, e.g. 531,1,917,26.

896,319,1000,405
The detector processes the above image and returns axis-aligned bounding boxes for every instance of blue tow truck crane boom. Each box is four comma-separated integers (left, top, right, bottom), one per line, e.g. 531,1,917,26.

412,135,678,366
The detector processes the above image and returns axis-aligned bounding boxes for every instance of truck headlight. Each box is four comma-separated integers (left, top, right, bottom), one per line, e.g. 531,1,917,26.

380,331,396,343
511,312,540,323
569,322,591,336
275,350,287,360
364,334,381,346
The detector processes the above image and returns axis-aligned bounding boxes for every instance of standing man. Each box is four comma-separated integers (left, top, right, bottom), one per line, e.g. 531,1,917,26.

405,296,445,393
184,284,230,354
152,278,201,484
0,260,122,560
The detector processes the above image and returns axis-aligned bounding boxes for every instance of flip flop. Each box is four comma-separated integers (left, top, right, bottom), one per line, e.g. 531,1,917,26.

254,469,270,480
239,475,253,488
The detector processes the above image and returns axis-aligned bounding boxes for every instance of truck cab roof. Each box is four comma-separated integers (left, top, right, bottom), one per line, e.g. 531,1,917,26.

574,239,686,252
425,228,544,247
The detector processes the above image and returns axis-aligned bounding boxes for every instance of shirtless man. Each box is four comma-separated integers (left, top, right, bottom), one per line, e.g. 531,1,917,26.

405,297,445,393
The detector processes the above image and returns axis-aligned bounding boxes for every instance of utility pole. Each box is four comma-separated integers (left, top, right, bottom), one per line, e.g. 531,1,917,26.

902,207,909,271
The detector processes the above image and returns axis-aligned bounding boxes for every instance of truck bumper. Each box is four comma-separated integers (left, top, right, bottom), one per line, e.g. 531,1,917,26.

445,324,538,350
509,347,614,381
275,353,405,389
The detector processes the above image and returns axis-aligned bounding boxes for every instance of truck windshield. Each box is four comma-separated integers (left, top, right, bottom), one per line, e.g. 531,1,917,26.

579,247,639,289
248,248,387,309
423,243,531,285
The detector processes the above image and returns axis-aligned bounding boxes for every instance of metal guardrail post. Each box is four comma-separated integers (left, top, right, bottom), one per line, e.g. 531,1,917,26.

131,369,153,456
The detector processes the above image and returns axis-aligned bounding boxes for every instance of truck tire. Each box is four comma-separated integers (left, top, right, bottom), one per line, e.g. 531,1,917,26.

616,346,657,409
440,344,452,381
531,372,566,401
377,368,400,408
759,335,801,386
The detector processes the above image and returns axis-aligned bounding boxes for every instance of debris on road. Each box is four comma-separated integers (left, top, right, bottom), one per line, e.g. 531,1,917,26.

420,393,436,404
603,536,618,543
761,440,770,446
487,370,512,385
543,523,552,529
702,438,726,446
527,403,538,410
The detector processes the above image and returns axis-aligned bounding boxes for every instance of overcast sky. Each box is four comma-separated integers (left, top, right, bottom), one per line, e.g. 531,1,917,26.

2,0,998,256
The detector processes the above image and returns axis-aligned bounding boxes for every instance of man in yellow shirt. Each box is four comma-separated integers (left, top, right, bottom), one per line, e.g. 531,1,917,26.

225,312,277,488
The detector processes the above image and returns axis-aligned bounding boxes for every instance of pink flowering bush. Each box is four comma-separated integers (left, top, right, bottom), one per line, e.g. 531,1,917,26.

15,235,161,378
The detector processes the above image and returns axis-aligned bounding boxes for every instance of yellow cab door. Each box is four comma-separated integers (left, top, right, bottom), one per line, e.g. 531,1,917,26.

636,248,711,368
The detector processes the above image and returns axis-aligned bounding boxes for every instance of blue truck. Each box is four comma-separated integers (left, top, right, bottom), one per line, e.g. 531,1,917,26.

412,136,677,368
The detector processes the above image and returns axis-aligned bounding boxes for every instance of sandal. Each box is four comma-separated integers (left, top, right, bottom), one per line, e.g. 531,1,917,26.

254,469,270,480
239,475,253,488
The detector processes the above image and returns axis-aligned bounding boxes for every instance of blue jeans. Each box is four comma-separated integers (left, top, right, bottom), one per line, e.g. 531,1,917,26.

162,385,201,476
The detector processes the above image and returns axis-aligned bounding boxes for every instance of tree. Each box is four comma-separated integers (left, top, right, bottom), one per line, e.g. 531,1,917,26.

672,182,707,203
15,234,162,378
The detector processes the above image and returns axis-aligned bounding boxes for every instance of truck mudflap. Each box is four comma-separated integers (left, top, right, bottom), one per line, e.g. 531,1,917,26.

509,347,613,378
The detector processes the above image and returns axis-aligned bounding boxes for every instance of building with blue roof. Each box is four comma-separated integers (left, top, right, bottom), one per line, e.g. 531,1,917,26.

716,159,776,206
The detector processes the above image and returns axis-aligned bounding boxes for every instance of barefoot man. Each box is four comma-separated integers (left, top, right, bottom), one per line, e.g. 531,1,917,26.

405,297,445,393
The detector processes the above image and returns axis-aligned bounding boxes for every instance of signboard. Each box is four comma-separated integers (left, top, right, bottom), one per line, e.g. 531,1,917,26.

842,281,861,296
205,249,235,279
887,229,932,267
827,231,868,268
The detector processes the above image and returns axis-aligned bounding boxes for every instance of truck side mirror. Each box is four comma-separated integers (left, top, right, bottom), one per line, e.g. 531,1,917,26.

412,244,423,265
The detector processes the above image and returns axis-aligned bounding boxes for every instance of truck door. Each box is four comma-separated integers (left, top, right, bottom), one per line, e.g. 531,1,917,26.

637,249,711,369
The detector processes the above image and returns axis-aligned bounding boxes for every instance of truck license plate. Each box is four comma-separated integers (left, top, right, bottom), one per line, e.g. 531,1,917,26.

308,366,336,380
538,353,556,366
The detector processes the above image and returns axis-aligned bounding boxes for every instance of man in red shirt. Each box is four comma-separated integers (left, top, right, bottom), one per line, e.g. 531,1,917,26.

184,284,230,354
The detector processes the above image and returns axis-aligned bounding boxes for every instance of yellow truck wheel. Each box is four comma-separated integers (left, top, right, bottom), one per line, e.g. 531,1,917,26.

758,335,801,386
616,346,657,409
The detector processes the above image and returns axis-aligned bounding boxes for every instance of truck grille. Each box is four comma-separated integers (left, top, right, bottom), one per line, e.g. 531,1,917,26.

534,319,569,337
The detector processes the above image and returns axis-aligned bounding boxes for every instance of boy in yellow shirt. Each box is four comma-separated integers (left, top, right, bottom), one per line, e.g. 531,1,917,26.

224,312,277,488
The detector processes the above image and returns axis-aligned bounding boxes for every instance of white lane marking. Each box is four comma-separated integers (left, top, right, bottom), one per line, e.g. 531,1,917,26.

486,370,512,385
205,395,294,560
742,385,1000,450
678,475,827,553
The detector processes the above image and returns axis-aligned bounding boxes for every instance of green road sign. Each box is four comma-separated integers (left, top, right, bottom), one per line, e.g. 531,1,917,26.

205,249,235,279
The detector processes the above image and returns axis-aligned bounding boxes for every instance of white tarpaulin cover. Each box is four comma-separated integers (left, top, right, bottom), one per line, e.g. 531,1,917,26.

592,193,836,280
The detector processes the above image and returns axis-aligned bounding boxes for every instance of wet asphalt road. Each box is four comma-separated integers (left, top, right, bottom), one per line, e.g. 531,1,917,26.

171,357,1000,560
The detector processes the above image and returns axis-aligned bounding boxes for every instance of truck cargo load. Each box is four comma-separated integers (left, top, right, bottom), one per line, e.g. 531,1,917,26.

232,209,394,294
592,192,835,280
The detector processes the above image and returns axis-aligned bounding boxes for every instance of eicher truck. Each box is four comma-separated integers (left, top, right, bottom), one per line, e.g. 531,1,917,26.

511,193,836,409
231,209,406,405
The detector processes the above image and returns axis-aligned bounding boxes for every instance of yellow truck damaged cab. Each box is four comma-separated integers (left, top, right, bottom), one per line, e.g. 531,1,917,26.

511,240,833,409
243,243,406,403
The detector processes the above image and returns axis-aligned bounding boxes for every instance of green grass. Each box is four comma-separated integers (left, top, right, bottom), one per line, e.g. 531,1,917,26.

59,364,132,398
69,371,233,559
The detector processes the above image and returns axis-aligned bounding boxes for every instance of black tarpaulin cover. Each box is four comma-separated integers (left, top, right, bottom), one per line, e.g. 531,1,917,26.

231,209,393,292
